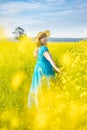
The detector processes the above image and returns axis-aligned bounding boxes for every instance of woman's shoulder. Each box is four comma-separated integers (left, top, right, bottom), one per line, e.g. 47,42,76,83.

39,45,49,54
39,45,48,50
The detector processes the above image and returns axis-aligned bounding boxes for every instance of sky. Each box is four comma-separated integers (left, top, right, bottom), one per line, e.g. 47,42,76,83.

0,0,87,38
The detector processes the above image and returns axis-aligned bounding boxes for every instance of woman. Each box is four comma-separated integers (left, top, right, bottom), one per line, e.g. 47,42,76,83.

27,30,61,109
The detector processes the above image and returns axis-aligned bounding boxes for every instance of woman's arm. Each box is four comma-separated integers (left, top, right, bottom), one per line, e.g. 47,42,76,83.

33,47,38,58
43,51,61,73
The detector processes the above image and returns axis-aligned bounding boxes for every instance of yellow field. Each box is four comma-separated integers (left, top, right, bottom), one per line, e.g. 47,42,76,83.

0,38,87,130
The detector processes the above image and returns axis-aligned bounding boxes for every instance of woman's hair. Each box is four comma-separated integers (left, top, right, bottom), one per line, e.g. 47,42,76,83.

36,33,47,47
39,33,47,40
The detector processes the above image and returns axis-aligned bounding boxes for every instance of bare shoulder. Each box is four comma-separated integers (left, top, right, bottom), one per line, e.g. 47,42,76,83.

43,51,51,58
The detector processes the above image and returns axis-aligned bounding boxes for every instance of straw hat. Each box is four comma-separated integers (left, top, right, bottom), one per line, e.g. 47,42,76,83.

35,30,50,47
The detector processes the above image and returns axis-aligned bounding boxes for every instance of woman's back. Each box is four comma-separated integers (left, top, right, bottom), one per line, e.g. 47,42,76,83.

37,45,50,63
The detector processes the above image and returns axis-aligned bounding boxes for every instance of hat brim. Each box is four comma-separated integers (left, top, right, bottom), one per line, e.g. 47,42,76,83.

43,30,50,37
35,30,50,43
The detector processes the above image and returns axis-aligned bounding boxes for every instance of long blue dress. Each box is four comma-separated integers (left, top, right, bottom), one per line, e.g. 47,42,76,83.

27,45,55,108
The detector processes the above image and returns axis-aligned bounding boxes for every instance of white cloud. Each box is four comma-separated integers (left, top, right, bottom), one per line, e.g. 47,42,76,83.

47,0,65,4
0,1,41,15
41,10,73,17
57,10,73,15
81,29,87,37
77,9,87,13
77,3,87,8
0,15,45,27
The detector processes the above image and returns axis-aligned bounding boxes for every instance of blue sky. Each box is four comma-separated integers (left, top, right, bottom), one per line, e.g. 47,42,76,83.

0,0,87,38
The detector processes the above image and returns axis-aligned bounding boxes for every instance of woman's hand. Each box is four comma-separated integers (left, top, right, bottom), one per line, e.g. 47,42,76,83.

55,67,61,74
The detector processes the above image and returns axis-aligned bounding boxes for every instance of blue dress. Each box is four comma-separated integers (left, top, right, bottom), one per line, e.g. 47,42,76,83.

27,45,55,108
